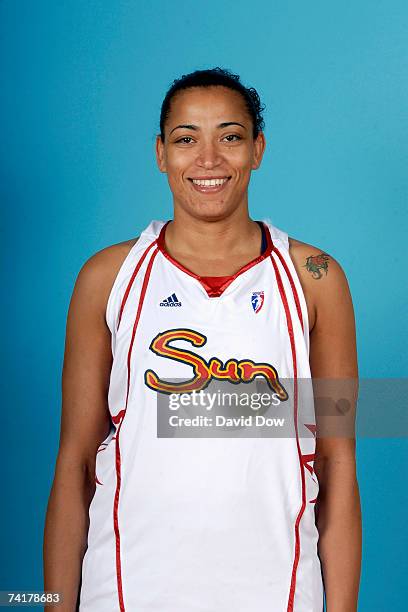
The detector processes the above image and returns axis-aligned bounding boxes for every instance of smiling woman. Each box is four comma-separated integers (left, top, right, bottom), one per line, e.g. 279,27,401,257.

155,73,266,225
44,67,361,612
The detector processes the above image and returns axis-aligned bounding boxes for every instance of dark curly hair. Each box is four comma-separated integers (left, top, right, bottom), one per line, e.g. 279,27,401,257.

159,67,266,141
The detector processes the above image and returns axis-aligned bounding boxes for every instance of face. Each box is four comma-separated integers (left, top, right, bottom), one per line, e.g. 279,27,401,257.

156,86,266,222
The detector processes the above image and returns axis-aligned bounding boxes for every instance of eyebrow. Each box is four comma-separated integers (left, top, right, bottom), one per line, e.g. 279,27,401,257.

169,122,247,135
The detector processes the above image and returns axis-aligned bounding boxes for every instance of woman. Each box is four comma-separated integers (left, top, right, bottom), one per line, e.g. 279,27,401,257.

44,67,362,611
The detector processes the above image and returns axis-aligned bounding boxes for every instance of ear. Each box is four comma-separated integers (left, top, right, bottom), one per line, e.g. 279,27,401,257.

155,135,167,172
251,131,266,170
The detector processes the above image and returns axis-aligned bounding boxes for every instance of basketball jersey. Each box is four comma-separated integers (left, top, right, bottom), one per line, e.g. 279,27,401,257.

79,219,324,612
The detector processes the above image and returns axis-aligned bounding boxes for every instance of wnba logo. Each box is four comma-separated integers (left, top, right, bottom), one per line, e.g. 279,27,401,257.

251,291,264,314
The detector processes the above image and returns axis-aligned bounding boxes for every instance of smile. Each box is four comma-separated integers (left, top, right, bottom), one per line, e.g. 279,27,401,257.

188,176,231,193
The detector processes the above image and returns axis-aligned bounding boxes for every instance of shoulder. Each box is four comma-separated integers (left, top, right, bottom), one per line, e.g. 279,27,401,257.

78,237,138,283
287,236,352,332
70,237,139,323
81,236,138,274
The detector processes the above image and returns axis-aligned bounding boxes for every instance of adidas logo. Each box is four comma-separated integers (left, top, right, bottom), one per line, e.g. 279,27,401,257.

160,293,182,307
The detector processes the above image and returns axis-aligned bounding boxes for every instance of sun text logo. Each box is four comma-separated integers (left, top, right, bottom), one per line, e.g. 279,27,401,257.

144,328,288,398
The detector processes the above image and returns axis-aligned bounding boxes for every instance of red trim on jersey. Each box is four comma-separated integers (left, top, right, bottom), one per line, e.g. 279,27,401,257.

198,274,232,294
272,246,304,333
304,423,317,437
116,240,157,331
156,220,273,298
271,253,306,612
113,246,159,612
95,445,108,486
302,453,316,476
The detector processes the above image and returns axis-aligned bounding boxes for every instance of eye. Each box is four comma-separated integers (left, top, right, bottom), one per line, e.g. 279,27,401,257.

222,134,242,142
175,136,194,144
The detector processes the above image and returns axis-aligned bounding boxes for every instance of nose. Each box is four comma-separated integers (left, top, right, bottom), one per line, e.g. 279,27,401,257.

195,141,222,169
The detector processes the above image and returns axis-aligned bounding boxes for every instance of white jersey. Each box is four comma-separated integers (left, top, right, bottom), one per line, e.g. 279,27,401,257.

79,219,324,612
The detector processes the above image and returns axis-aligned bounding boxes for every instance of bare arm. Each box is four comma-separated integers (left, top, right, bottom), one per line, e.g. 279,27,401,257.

290,241,362,612
43,241,135,611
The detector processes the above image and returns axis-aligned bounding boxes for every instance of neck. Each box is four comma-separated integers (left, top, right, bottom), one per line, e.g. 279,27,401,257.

161,206,265,278
166,208,261,261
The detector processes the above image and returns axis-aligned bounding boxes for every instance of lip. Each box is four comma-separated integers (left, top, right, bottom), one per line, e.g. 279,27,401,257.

189,176,231,180
188,176,231,194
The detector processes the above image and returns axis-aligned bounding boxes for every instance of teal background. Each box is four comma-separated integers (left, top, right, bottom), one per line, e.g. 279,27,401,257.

1,1,407,609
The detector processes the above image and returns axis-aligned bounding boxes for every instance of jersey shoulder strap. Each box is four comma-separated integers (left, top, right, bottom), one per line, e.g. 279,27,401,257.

263,218,310,354
262,218,289,250
105,219,165,336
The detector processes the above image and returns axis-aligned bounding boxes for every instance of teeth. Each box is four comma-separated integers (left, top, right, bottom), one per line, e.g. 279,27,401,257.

192,178,229,186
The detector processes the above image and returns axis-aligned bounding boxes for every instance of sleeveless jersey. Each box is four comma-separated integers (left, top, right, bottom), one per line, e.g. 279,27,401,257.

79,219,324,612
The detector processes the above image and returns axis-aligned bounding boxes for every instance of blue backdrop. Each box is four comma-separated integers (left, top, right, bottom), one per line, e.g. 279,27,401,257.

1,1,407,609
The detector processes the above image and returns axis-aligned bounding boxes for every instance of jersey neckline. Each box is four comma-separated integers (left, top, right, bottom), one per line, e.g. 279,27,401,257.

156,220,274,298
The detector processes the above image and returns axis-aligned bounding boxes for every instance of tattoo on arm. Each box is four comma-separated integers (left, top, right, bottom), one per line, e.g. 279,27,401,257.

304,253,330,279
